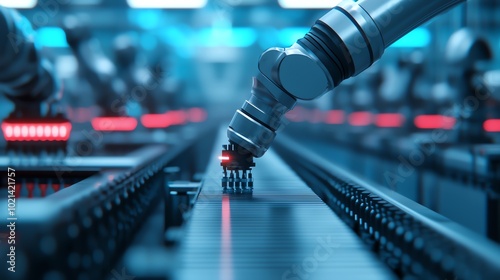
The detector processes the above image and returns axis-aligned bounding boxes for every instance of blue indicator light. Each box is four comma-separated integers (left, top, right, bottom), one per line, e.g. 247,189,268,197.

391,28,431,48
36,27,68,48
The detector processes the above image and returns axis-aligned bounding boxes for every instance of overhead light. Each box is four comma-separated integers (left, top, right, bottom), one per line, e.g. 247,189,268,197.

127,0,207,9
278,0,341,9
0,0,37,8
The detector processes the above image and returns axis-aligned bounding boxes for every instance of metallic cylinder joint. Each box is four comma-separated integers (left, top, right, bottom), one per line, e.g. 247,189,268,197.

228,0,466,158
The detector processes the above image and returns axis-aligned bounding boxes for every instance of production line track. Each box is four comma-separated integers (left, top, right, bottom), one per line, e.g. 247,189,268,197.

274,135,500,279
173,130,396,280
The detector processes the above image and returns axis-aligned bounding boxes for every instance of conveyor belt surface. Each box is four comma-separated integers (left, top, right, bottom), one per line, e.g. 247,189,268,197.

173,131,396,280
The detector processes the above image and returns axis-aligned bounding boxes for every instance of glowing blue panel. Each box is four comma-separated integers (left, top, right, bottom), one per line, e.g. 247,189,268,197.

127,10,162,29
391,28,431,48
159,27,194,58
198,28,257,48
279,27,309,47
160,27,192,47
35,27,68,48
259,28,279,49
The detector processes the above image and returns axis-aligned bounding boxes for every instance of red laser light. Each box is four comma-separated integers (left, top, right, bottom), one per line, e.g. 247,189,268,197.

414,115,456,130
221,195,233,280
375,113,405,128
91,117,137,131
2,122,72,141
484,119,500,132
348,111,373,127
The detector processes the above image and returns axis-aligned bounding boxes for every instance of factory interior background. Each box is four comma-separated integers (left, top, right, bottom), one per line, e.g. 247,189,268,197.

0,0,500,279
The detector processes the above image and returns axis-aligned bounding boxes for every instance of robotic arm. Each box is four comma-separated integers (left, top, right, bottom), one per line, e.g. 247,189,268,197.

226,0,466,158
0,7,61,118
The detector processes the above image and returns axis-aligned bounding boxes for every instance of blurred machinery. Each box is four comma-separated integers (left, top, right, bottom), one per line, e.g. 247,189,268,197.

0,1,499,280
0,6,70,152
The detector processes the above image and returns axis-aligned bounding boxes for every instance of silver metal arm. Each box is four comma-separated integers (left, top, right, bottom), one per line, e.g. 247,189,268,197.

227,0,466,157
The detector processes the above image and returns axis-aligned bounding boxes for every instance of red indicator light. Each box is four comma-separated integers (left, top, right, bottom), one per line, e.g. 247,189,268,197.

141,110,189,128
219,156,230,161
167,110,187,126
375,113,405,128
2,122,72,141
325,110,345,124
484,119,500,132
414,115,455,130
348,111,373,127
141,114,169,128
188,107,207,123
91,117,137,131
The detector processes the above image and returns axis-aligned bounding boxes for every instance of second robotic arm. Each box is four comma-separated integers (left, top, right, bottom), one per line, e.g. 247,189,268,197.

227,0,466,158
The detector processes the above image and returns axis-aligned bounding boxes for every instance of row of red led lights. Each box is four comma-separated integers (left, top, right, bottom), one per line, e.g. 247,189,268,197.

1,108,208,142
92,108,207,131
285,109,500,132
1,122,72,141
